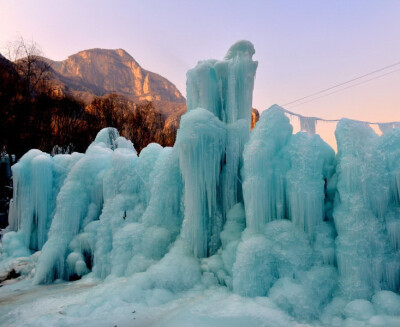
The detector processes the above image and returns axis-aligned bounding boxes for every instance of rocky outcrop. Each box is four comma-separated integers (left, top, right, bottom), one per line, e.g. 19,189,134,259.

251,108,260,130
48,49,183,102
44,49,187,121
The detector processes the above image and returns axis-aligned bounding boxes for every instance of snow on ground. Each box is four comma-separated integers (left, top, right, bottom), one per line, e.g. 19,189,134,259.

0,277,300,327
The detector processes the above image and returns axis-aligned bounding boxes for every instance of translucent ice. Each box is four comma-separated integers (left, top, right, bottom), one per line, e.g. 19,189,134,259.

333,119,400,299
299,116,317,134
242,106,293,230
177,108,226,258
1,41,400,326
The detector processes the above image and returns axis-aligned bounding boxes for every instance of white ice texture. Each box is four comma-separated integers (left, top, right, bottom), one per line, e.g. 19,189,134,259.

1,40,400,326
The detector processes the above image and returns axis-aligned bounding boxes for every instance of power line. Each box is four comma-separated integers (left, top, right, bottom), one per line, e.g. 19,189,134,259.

275,105,400,126
287,67,400,109
282,60,400,106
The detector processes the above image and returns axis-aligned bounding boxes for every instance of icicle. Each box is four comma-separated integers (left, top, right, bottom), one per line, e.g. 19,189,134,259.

31,155,54,250
184,40,257,251
286,133,335,239
333,119,399,299
186,40,257,126
177,108,226,258
34,129,118,284
221,119,249,218
242,106,293,231
378,122,396,134
299,116,317,134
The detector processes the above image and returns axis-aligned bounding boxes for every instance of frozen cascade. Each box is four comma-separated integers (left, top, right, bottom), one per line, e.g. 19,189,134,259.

92,143,183,279
8,150,53,252
186,40,258,124
299,116,317,134
176,108,226,258
242,107,292,230
1,41,400,326
378,122,400,134
242,105,335,235
221,120,249,218
33,128,120,284
285,132,335,238
187,40,257,225
235,105,338,312
180,40,258,257
5,150,83,256
333,119,400,299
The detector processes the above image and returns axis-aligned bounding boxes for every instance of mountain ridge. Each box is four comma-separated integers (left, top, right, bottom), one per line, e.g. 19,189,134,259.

43,48,186,123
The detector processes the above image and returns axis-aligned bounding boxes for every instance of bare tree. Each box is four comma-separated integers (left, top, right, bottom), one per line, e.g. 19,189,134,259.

4,36,52,96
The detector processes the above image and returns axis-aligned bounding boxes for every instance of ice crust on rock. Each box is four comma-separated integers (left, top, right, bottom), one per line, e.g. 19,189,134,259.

1,41,400,326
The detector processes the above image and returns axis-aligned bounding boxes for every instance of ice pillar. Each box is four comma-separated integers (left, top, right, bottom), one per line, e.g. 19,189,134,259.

180,41,258,257
333,119,400,299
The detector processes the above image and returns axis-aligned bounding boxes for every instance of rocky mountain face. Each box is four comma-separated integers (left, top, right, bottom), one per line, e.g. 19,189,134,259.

45,48,186,124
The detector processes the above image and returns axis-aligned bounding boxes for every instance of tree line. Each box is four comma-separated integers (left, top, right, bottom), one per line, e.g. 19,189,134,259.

0,39,177,158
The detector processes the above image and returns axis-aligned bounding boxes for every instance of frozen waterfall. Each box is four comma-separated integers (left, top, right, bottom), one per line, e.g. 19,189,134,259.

1,40,400,326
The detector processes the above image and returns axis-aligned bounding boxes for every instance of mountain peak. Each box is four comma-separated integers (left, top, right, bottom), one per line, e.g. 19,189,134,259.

69,48,138,65
48,48,184,106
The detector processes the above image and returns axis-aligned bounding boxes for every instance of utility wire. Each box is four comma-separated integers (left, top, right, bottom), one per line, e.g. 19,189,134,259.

282,60,400,106
276,105,400,126
287,67,400,109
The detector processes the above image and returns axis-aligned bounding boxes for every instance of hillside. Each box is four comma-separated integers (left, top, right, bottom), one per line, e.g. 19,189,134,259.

44,48,186,123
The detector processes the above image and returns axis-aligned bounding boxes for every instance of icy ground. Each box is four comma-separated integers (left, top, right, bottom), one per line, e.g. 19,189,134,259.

0,277,301,327
1,275,399,326
1,41,400,326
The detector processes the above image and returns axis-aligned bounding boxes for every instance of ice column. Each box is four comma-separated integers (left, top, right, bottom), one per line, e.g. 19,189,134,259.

299,116,317,134
34,128,119,284
187,41,258,219
242,106,293,231
180,41,258,257
333,119,400,299
176,109,226,258
186,40,258,124
8,150,54,251
286,132,335,238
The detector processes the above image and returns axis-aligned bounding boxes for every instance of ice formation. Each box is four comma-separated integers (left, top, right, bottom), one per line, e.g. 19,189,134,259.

1,40,400,326
300,116,317,134
378,122,400,134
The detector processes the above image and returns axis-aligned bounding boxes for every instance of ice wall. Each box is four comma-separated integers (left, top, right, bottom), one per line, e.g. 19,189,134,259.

20,127,184,283
5,150,83,256
242,105,335,235
34,128,121,283
180,40,258,257
177,109,226,258
333,119,400,299
93,143,184,279
186,40,257,125
242,107,293,230
1,41,400,325
233,106,338,317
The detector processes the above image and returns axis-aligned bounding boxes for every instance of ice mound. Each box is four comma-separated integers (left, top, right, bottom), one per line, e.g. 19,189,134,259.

1,41,399,326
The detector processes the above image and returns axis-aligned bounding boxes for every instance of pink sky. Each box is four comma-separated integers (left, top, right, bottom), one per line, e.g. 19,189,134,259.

1,0,399,149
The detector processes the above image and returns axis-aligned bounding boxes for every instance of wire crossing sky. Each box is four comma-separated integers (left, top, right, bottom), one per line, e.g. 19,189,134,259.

285,68,400,109
1,0,399,125
282,60,400,107
276,105,400,125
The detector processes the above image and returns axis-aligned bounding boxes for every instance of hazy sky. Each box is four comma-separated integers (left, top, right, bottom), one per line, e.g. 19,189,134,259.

1,0,399,128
